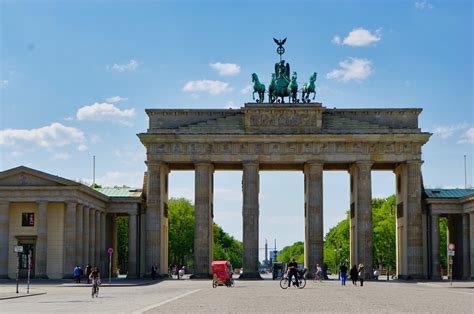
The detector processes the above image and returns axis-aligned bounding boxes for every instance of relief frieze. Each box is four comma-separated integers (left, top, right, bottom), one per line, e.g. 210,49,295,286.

245,108,323,131
148,141,420,156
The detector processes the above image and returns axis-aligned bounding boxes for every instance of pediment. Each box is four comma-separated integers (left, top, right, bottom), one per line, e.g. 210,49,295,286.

0,166,79,187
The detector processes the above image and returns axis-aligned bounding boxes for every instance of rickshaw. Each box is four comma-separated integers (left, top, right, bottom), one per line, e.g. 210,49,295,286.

211,261,234,288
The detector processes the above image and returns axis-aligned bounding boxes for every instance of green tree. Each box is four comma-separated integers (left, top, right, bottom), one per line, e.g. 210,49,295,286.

213,224,243,268
168,198,195,267
323,214,350,273
439,217,448,273
276,241,304,264
116,216,128,273
167,198,243,269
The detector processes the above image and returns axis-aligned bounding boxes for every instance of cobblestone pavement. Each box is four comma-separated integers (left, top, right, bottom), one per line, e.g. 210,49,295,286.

0,279,472,313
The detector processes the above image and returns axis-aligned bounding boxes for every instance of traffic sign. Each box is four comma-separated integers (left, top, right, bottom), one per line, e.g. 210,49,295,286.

107,247,114,254
448,250,455,256
449,257,453,265
14,246,23,253
448,243,455,250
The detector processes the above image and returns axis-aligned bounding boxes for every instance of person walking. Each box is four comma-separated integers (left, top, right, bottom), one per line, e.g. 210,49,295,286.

73,265,82,283
350,265,358,286
358,264,366,287
339,264,348,286
85,264,92,284
151,264,158,280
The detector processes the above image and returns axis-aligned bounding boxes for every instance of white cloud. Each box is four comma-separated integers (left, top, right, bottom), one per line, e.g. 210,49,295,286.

169,186,194,201
457,127,474,144
433,123,468,139
0,80,8,89
0,122,87,151
209,62,241,76
106,96,128,103
109,59,138,72
182,80,232,95
80,171,143,188
332,28,381,47
240,85,252,94
326,58,373,82
415,1,434,10
226,101,239,109
214,187,241,201
52,152,71,160
76,102,136,125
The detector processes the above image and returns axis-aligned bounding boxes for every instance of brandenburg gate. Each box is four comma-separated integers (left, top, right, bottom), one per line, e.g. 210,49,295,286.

138,103,431,279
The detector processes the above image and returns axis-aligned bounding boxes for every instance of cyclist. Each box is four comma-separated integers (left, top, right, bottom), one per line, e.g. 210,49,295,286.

89,266,101,298
287,258,299,288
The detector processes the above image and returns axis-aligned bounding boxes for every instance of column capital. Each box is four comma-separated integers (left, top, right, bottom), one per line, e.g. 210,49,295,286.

406,160,424,166
194,162,214,172
355,161,374,168
243,161,259,170
304,160,324,171
65,201,78,207
146,160,165,169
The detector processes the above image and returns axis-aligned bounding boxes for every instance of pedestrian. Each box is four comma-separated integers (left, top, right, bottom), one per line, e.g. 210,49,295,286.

151,263,157,280
358,264,366,287
73,265,82,283
322,263,328,280
339,264,348,286
85,264,92,284
350,265,358,285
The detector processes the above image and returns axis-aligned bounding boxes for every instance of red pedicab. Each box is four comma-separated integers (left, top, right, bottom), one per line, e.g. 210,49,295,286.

211,261,234,288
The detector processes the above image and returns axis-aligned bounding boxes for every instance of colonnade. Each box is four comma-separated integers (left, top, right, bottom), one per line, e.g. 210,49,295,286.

146,160,425,279
429,213,473,279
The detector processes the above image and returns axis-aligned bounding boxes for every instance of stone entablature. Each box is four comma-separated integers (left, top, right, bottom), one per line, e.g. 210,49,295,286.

145,103,424,134
243,103,324,131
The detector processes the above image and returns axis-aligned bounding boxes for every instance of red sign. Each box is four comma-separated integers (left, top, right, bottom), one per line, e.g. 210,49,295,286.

448,243,455,250
449,257,453,265
107,247,114,254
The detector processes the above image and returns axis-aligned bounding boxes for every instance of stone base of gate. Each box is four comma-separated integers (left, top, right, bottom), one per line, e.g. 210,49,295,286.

239,272,262,280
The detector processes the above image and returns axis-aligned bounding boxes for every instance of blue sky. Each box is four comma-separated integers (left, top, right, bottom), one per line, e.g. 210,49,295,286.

1,0,473,258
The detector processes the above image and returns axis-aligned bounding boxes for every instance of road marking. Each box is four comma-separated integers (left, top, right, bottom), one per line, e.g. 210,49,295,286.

133,289,201,313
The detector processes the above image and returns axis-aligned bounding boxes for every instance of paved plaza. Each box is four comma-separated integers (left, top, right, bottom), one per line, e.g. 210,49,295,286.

0,279,472,313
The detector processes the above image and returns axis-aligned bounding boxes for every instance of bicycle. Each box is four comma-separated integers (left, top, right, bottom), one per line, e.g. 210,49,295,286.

280,272,306,289
91,278,100,298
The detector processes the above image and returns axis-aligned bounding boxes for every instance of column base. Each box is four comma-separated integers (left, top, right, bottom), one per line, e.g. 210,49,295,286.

239,272,262,280
398,274,427,280
190,273,212,279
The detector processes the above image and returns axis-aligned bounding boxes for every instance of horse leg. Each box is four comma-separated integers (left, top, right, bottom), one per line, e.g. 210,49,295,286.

252,91,255,101
312,91,316,100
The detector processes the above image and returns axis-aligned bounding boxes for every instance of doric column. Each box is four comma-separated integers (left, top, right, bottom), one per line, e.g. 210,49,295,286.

406,161,424,278
36,201,48,278
304,162,323,278
64,201,77,278
145,161,169,276
470,212,474,279
194,162,214,278
242,162,260,278
76,204,84,267
462,213,470,279
100,212,106,274
83,207,90,266
128,213,138,278
0,202,10,278
430,214,440,279
95,210,100,269
89,208,96,266
349,161,373,279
